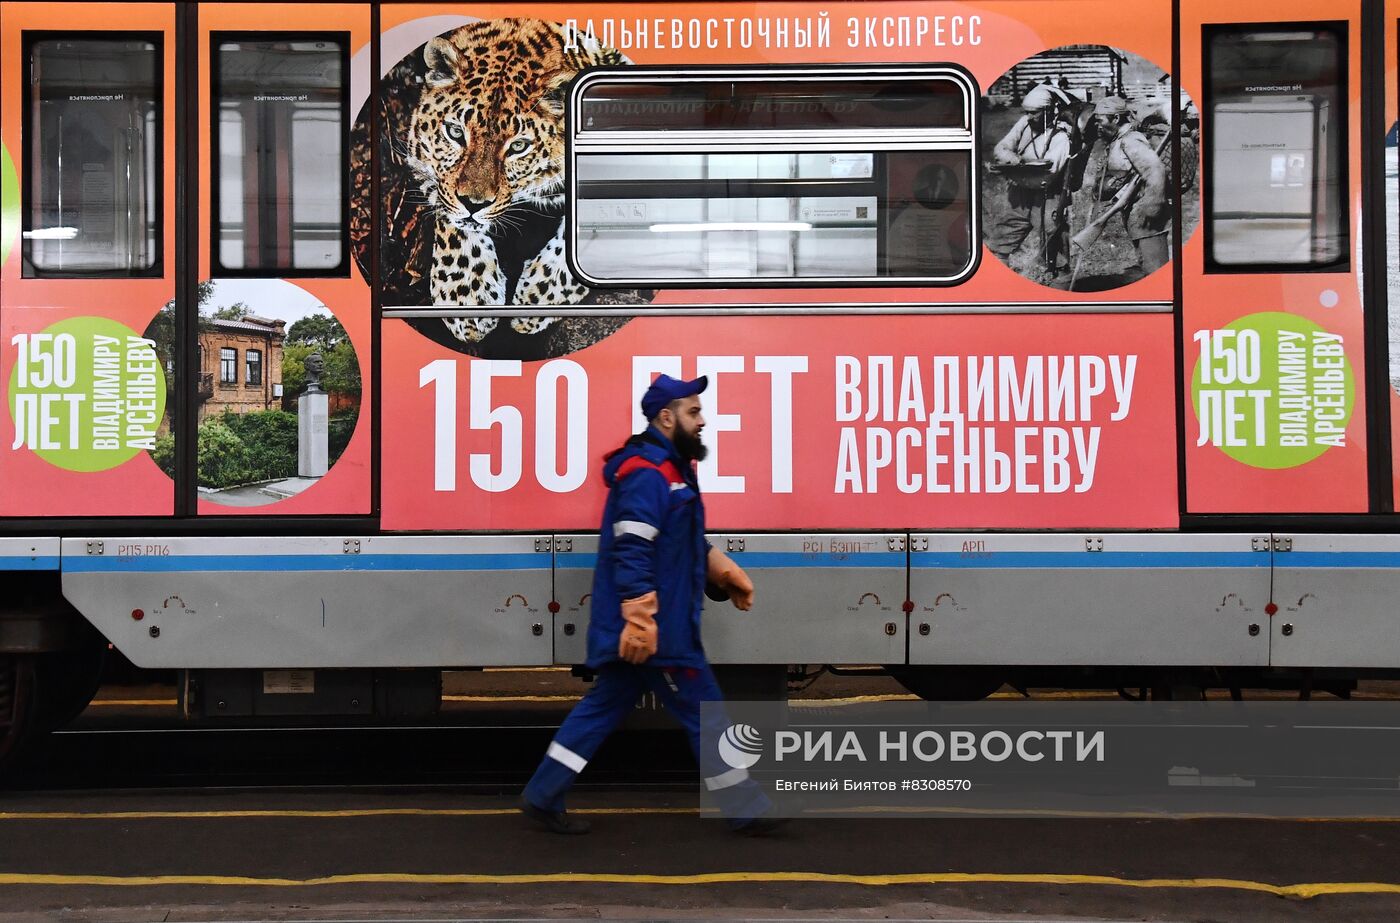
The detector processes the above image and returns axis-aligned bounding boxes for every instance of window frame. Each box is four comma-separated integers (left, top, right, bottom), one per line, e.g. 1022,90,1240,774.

565,63,981,290
245,347,263,387
1201,20,1351,275
209,30,351,279
20,30,166,280
220,347,238,385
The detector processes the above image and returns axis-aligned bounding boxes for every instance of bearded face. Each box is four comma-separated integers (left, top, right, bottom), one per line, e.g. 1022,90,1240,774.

672,418,708,463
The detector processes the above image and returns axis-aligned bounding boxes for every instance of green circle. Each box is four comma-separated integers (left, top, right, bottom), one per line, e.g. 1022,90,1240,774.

0,142,17,267
8,317,167,472
1190,311,1354,469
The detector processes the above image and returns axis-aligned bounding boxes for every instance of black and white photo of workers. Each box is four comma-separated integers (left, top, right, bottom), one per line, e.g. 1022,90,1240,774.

985,83,1078,282
981,44,1199,291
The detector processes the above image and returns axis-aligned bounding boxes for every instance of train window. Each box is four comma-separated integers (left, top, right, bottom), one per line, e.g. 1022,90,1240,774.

568,68,977,287
1204,24,1348,271
213,34,348,276
22,34,162,278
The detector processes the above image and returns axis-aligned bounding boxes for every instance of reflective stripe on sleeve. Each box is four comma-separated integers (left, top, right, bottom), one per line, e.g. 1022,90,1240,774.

547,742,588,774
614,520,659,541
704,766,750,791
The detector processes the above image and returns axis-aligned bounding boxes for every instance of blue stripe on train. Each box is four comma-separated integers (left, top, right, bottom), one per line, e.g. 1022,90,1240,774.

62,553,545,574
55,550,1400,574
1284,552,1400,568
0,556,61,571
908,551,1268,569
556,552,904,570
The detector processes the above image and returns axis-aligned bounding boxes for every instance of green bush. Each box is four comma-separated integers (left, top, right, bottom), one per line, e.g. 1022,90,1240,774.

328,408,359,460
220,410,298,483
197,419,253,489
151,406,355,491
151,431,176,479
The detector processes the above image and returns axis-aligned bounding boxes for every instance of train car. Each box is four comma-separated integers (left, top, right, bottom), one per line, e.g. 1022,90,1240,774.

0,0,1397,767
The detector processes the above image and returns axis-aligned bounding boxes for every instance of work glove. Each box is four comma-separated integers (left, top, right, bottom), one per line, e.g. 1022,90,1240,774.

707,547,755,611
618,591,659,664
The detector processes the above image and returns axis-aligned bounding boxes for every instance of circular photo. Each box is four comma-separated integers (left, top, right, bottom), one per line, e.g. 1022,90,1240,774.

144,279,363,507
981,45,1200,291
349,17,652,360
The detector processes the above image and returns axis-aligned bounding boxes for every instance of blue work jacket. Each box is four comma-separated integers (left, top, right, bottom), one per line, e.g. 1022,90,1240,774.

586,426,709,669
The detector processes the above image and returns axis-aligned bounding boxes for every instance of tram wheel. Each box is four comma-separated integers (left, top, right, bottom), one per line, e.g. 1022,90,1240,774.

887,665,1005,701
0,655,39,774
32,623,107,731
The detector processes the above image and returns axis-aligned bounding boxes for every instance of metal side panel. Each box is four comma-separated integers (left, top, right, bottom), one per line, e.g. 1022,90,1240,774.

1270,535,1400,668
60,536,553,669
553,534,594,665
705,534,907,664
0,538,60,570
554,533,908,665
909,534,1270,666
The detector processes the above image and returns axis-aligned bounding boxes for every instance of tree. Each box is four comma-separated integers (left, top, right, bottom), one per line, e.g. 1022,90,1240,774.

212,301,251,320
282,339,360,400
286,313,346,350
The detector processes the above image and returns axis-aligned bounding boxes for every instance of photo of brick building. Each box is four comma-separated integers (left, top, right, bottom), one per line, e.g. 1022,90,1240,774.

197,315,286,422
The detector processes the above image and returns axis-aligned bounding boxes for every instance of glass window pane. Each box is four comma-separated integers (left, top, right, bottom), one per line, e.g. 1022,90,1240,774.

24,36,161,277
579,78,967,131
1205,26,1347,270
245,349,262,386
571,70,975,286
574,152,970,282
214,35,345,274
220,347,237,384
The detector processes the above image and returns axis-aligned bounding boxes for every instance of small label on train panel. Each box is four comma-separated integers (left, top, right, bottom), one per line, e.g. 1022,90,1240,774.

262,670,315,695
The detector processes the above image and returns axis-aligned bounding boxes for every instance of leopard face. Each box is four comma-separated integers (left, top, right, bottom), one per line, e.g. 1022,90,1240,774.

406,19,622,234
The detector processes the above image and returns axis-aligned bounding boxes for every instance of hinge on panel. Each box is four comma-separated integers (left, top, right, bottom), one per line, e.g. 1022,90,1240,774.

886,536,907,552
912,536,929,552
726,538,746,552
1251,536,1270,552
342,539,361,554
534,537,551,553
1272,536,1293,553
1085,536,1104,552
560,537,573,553
85,541,104,556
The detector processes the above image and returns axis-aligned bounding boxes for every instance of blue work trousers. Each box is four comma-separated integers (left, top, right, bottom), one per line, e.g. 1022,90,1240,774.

523,662,771,824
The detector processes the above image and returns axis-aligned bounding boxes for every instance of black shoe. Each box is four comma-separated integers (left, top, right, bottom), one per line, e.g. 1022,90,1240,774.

519,796,592,835
733,814,791,836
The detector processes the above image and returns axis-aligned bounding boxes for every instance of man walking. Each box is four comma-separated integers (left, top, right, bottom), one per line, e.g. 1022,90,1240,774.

520,374,780,835
1094,95,1169,279
987,83,1076,279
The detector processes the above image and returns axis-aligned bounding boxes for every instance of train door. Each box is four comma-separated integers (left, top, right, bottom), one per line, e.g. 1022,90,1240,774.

1182,1,1366,517
191,4,371,516
0,2,176,515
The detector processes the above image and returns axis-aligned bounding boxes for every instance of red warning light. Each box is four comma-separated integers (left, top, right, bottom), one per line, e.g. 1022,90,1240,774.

1264,602,1278,616
548,601,561,613
131,609,145,621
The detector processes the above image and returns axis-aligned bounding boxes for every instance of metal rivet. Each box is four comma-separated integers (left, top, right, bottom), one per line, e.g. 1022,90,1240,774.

918,623,930,636
1281,623,1294,636
1248,624,1260,636
148,625,160,638
532,623,544,636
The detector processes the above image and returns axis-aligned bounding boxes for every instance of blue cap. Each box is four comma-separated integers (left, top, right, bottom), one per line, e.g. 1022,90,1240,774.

641,374,708,421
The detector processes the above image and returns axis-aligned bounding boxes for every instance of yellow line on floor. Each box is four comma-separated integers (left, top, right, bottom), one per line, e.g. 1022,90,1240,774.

442,694,582,702
87,699,178,707
6,806,1399,823
0,807,697,821
0,870,1394,897
88,691,1131,710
